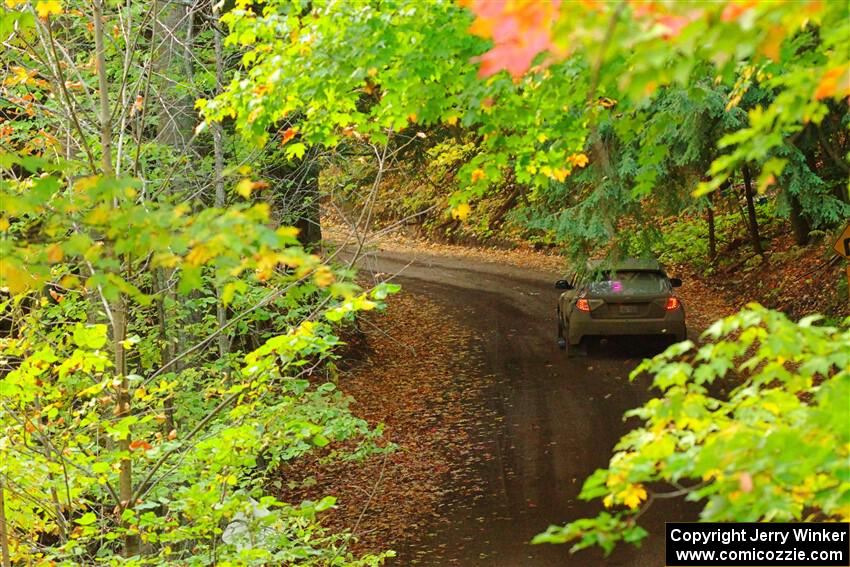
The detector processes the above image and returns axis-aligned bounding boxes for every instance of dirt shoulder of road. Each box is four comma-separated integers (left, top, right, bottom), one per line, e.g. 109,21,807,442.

322,219,566,274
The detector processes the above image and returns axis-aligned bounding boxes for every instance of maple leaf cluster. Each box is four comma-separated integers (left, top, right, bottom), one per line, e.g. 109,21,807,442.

461,0,562,79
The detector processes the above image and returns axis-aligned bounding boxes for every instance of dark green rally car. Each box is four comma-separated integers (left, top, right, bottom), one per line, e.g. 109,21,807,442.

555,259,686,355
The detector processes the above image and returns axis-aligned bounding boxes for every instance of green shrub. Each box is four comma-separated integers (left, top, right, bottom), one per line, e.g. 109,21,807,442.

535,305,850,554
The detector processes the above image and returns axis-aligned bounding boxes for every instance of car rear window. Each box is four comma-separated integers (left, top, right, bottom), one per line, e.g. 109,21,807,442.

586,271,668,295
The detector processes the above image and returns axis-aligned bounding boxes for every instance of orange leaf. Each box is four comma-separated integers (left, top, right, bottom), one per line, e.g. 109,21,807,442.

721,0,756,23
281,128,297,145
568,153,589,168
129,440,153,451
814,65,850,100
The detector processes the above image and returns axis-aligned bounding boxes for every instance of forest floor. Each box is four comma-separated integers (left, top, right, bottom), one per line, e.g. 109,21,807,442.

696,231,848,321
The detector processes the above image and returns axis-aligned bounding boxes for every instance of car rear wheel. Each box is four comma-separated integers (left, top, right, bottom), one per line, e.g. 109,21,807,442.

556,310,567,350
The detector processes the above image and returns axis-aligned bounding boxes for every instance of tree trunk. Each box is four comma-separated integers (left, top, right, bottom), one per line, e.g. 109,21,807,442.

741,164,763,256
151,0,198,375
788,191,811,245
153,0,195,150
212,3,229,359
94,0,137,557
0,480,9,567
706,193,717,265
295,159,323,248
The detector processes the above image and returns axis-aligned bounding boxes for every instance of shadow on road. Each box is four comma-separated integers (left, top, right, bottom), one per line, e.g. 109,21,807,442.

583,335,676,361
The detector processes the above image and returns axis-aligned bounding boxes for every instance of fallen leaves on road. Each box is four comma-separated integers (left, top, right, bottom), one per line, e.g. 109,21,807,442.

273,292,493,558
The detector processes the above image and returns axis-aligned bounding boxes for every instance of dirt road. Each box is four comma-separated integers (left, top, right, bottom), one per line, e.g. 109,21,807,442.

346,244,698,566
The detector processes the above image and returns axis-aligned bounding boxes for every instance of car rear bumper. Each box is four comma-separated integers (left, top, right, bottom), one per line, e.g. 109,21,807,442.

568,310,686,345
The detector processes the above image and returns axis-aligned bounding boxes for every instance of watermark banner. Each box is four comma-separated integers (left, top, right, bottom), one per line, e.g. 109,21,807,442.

666,523,850,566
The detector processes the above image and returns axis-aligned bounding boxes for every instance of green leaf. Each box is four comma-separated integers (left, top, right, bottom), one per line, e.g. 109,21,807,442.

75,512,97,526
72,324,108,350
285,143,306,160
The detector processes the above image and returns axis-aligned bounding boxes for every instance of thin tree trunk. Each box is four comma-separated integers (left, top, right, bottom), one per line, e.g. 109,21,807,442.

212,3,229,359
153,0,197,364
0,479,11,567
741,164,763,256
706,192,717,265
788,192,811,245
93,1,136,556
155,268,176,433
295,156,323,248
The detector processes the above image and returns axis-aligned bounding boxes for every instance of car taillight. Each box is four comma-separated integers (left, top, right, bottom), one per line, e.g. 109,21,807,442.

576,298,591,312
665,297,680,310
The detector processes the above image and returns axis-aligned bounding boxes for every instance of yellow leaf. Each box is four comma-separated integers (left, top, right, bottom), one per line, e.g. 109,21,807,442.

606,469,627,488
276,226,301,239
451,203,472,221
619,484,647,510
552,167,570,182
85,205,111,225
35,0,62,18
46,243,64,263
236,178,253,198
569,153,589,168
445,115,458,125
5,0,27,7
60,274,80,289
185,244,214,266
313,266,335,287
0,217,9,231
470,168,486,183
74,175,100,192
0,258,36,293
537,133,548,143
